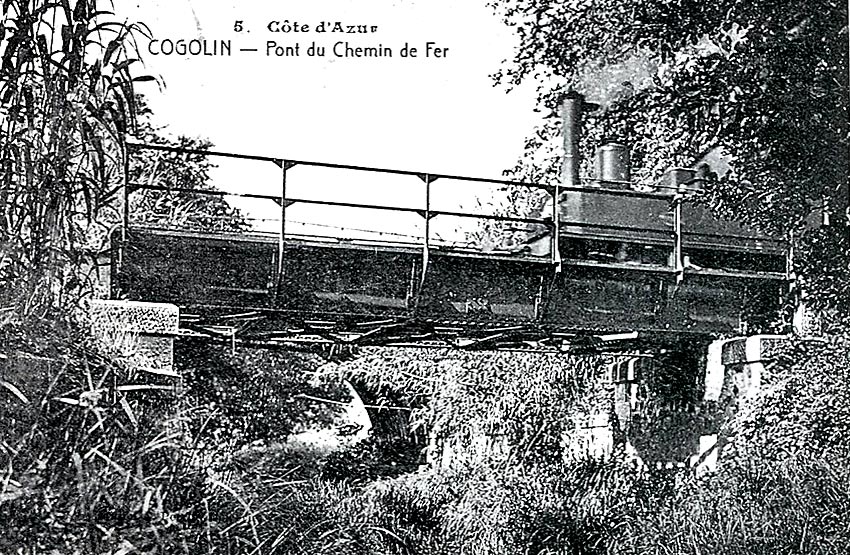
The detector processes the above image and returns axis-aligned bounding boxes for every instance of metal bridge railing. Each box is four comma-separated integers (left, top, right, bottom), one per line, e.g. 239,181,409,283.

122,141,790,287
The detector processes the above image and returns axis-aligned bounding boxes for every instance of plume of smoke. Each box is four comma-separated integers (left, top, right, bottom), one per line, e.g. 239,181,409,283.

575,49,658,109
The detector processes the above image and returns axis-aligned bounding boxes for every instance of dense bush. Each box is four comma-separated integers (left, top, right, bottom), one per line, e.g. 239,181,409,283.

321,436,424,484
177,340,342,451
212,336,850,555
612,336,850,555
324,348,611,463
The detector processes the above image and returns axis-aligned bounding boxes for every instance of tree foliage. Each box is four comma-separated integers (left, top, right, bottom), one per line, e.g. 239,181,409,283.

489,0,849,314
127,101,250,234
0,0,151,314
324,348,611,465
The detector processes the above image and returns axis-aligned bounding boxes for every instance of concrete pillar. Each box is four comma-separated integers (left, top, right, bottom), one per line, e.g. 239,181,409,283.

88,300,179,378
704,339,729,402
692,339,731,473
721,335,786,399
694,334,787,474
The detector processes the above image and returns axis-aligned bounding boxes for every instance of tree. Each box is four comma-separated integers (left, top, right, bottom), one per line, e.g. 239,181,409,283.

126,99,250,234
0,0,150,314
488,0,849,316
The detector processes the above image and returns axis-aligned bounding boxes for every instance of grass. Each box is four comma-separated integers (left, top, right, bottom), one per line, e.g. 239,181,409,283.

3,312,850,554
0,314,205,553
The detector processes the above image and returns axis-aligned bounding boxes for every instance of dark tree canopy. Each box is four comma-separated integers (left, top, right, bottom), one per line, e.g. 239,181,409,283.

489,0,849,315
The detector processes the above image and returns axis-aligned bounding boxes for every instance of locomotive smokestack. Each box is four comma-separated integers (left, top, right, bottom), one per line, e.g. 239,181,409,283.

561,90,585,190
551,91,599,255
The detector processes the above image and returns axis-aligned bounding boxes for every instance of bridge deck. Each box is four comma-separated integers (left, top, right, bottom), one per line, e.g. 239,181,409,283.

111,143,789,351
113,225,786,350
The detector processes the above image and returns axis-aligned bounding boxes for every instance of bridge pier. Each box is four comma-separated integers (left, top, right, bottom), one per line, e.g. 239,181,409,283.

718,335,786,399
566,335,790,474
694,334,788,473
88,300,180,378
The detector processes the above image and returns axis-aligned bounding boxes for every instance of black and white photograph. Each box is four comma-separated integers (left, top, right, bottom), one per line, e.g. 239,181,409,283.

1,0,848,553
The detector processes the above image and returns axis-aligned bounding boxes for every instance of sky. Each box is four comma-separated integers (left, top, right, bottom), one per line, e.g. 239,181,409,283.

114,0,541,241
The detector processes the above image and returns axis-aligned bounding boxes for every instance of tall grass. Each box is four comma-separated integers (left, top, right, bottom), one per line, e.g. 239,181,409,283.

199,453,653,555
5,316,848,554
0,314,206,553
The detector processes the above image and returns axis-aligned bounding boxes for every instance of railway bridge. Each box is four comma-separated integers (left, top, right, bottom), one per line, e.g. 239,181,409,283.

94,94,798,468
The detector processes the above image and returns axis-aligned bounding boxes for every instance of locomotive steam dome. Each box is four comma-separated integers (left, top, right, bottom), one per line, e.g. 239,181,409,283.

596,141,631,188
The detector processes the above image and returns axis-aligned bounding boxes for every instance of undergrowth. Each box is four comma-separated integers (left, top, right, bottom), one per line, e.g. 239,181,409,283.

0,314,205,553
3,315,849,554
